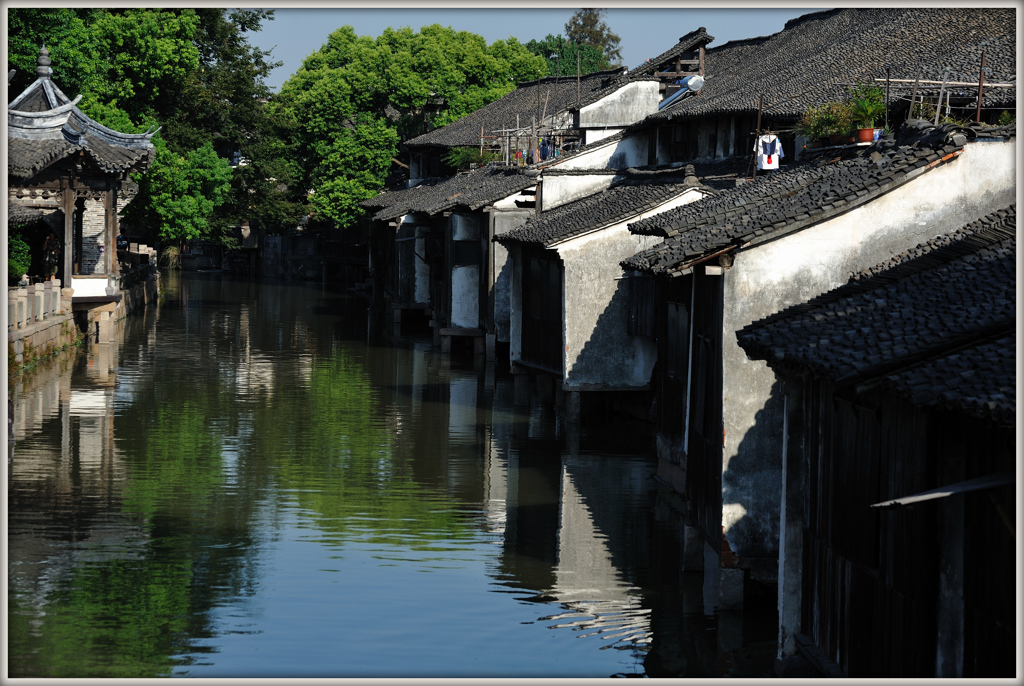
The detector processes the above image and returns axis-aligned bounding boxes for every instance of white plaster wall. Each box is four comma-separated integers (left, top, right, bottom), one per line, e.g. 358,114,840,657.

451,213,478,241
509,244,523,363
451,213,481,329
70,276,111,297
583,128,624,146
548,132,648,171
559,228,661,388
414,231,430,304
451,265,479,328
579,82,661,128
719,138,1016,561
556,188,704,388
540,174,616,211
492,210,532,343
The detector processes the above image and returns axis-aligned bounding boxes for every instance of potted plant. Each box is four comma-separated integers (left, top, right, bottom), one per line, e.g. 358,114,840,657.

851,96,885,142
847,82,886,142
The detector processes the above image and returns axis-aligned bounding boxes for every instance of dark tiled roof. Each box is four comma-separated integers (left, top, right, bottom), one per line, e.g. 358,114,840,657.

404,68,643,149
634,7,1014,125
7,137,80,179
8,201,53,227
626,27,714,78
9,51,157,181
882,336,1015,426
736,204,1016,425
364,165,537,222
622,121,970,276
497,166,702,247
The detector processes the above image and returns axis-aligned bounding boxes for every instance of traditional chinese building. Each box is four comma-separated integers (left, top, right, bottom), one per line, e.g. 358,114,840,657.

8,46,158,332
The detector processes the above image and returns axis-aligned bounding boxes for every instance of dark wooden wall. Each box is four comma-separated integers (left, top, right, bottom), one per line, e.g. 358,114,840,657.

800,379,1015,676
684,268,723,549
520,247,563,375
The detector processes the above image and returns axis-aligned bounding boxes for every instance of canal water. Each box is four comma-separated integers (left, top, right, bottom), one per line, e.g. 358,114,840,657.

7,272,776,678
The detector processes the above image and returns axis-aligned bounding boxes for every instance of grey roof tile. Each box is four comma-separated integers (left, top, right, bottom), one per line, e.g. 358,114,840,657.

631,8,1014,126
363,164,537,222
736,204,1016,424
9,54,157,180
497,166,702,247
626,27,714,78
404,68,652,149
622,121,971,275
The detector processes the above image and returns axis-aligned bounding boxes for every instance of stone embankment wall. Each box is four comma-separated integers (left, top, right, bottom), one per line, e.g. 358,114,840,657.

8,246,160,371
8,280,79,368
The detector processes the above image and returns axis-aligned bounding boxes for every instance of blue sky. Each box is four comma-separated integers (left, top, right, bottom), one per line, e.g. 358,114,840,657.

249,7,827,92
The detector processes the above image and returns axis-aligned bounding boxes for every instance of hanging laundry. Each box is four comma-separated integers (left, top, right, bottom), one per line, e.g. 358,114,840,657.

755,133,784,170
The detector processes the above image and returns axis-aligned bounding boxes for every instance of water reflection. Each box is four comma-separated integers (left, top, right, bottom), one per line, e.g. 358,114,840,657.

7,272,775,678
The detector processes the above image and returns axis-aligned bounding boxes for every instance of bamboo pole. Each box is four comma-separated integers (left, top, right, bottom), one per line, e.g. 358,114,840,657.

933,71,948,126
884,68,890,130
908,72,921,121
976,51,986,123
752,93,763,180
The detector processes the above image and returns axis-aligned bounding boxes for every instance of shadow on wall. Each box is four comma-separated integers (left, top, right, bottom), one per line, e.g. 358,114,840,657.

570,279,655,389
494,257,513,342
722,379,784,566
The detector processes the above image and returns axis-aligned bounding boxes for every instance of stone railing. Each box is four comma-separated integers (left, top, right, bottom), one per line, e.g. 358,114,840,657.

8,279,68,331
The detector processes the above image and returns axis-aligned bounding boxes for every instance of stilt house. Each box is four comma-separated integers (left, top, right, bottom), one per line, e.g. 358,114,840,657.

362,165,538,353
496,168,708,419
736,205,1016,677
625,7,1016,167
619,121,1015,598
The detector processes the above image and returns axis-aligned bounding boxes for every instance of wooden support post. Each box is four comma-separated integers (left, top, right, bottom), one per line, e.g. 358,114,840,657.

699,45,705,76
62,182,74,285
934,71,949,126
908,72,921,122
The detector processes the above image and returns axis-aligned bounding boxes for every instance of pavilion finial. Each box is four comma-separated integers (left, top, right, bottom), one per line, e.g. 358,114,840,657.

36,45,51,80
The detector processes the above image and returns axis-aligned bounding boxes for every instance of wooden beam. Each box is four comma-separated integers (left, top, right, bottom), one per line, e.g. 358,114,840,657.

871,77,1013,88
655,71,702,79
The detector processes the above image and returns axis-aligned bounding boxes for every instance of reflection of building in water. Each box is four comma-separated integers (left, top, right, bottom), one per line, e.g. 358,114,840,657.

8,350,145,630
539,457,653,653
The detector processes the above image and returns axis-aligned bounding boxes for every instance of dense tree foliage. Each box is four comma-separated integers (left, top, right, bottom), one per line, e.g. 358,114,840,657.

525,33,613,76
564,9,622,66
271,24,546,231
7,8,302,251
128,140,234,249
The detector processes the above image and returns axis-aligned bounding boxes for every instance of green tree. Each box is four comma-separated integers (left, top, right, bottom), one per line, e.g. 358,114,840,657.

564,9,622,66
8,8,300,247
125,139,233,250
271,23,545,232
525,33,612,76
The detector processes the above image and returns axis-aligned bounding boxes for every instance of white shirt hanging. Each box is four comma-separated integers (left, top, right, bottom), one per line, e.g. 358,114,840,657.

755,134,784,170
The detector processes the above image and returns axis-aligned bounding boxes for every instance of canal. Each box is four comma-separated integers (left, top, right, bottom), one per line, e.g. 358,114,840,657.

8,272,777,678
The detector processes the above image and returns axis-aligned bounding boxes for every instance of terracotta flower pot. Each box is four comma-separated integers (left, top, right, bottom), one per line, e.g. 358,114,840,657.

857,127,875,143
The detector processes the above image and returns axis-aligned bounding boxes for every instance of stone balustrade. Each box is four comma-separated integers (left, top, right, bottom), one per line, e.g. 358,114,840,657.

7,279,64,331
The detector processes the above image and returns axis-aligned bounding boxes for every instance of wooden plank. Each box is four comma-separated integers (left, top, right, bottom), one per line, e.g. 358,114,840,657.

871,472,1015,508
